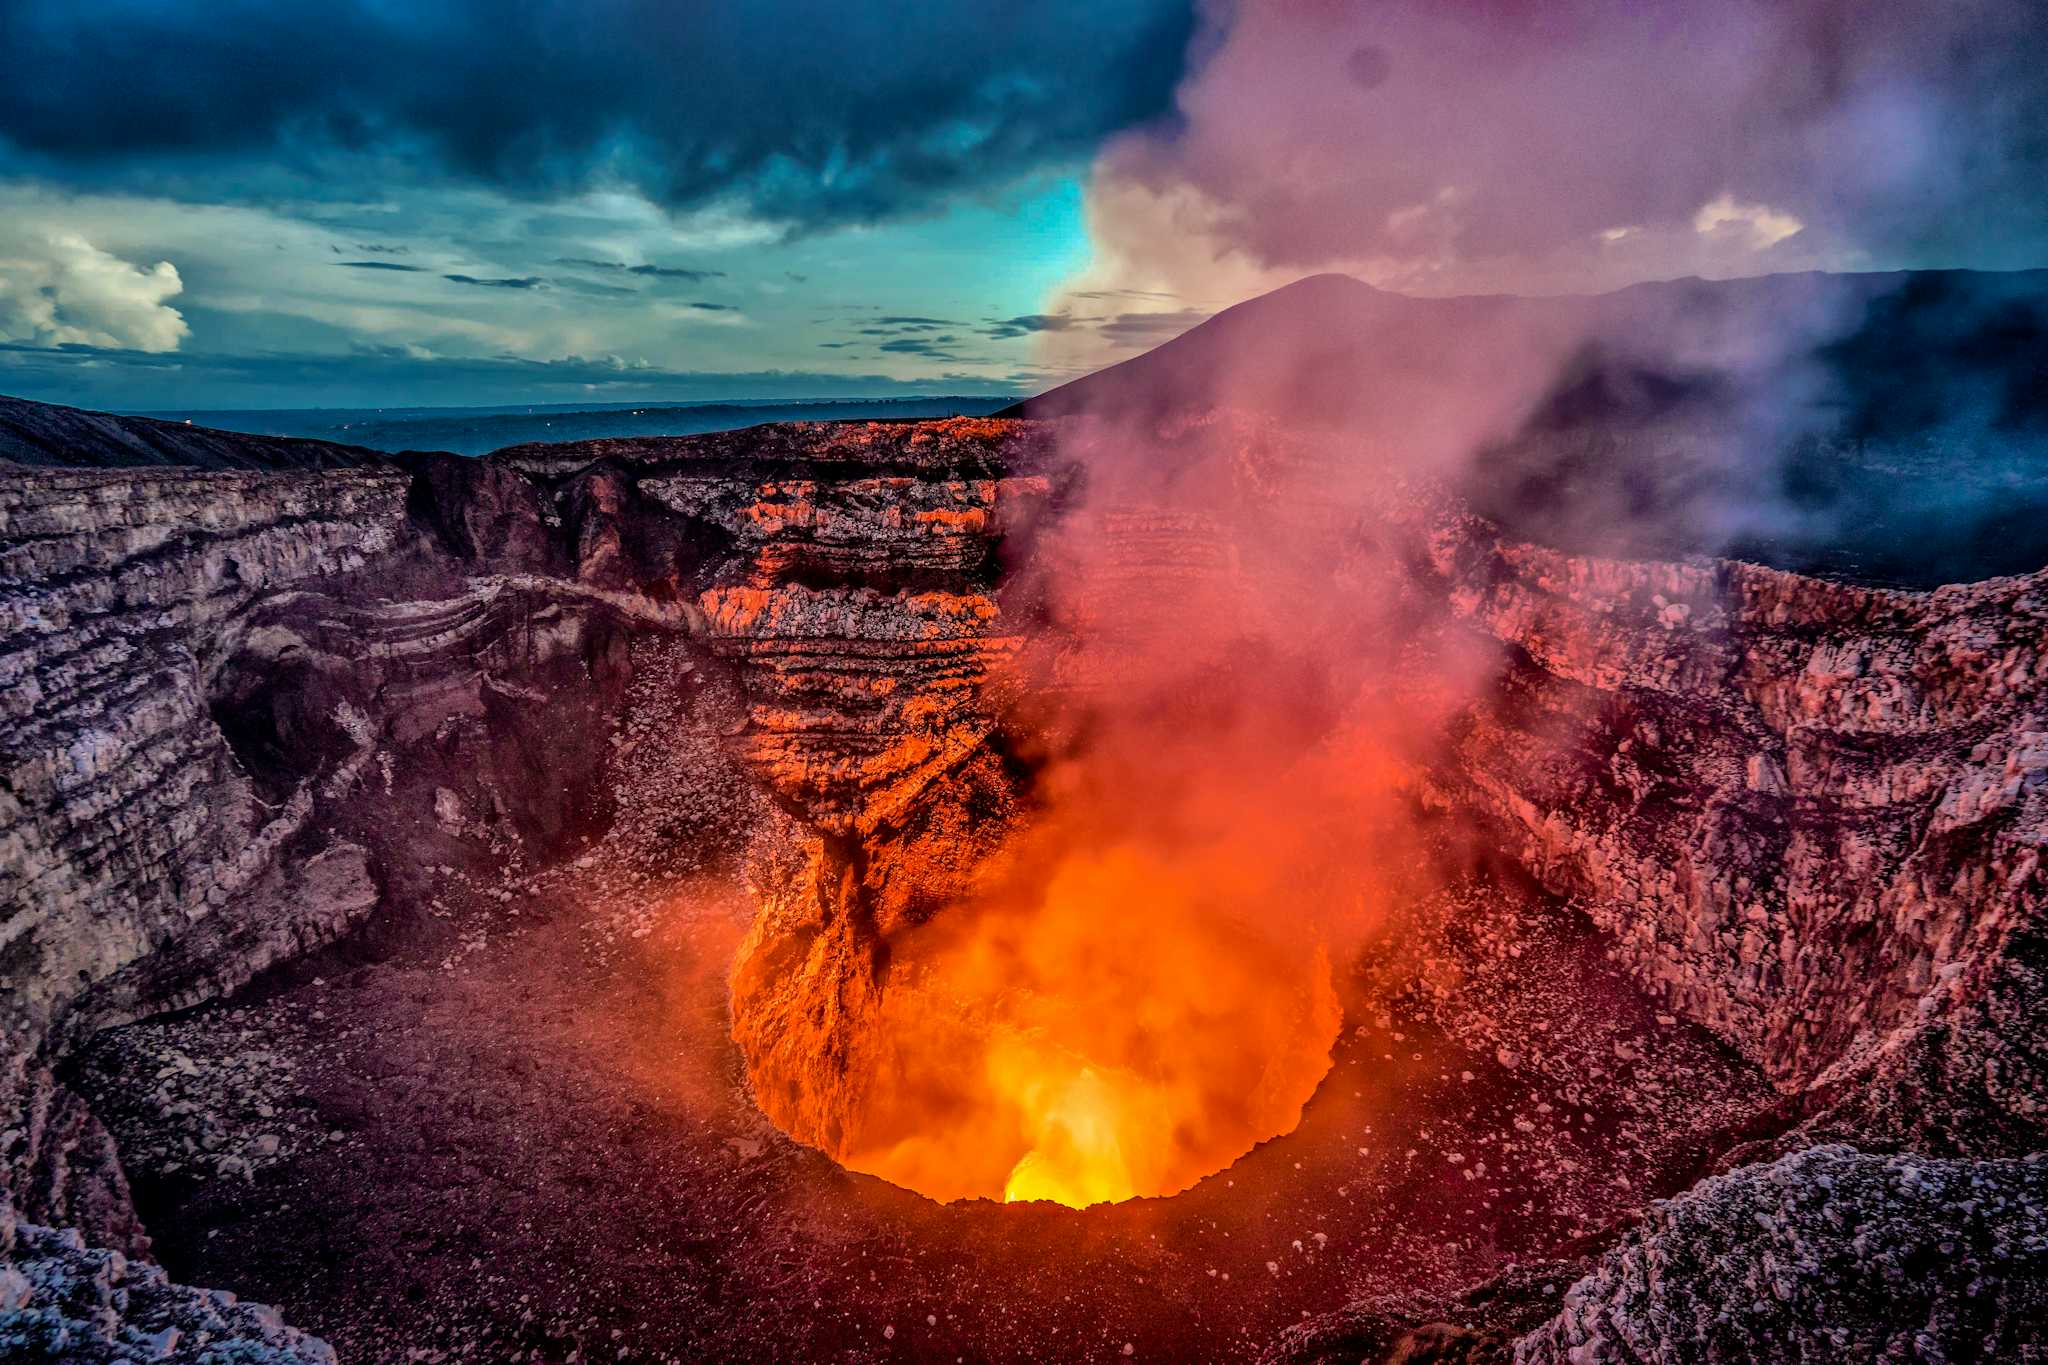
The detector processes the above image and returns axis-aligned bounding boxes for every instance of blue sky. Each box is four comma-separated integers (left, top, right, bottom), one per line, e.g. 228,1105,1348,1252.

0,172,1106,408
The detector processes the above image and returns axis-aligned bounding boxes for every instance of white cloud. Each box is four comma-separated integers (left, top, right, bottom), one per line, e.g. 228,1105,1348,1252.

0,232,190,351
1691,194,1805,250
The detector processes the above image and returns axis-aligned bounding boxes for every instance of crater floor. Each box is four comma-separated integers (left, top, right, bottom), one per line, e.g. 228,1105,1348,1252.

72,855,1775,1364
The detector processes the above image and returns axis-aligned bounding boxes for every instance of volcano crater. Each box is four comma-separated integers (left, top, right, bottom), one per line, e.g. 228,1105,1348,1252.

5,397,2044,1363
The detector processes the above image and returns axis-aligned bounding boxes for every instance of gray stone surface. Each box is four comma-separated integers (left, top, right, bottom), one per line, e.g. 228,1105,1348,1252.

1516,1145,2047,1363
0,1194,334,1363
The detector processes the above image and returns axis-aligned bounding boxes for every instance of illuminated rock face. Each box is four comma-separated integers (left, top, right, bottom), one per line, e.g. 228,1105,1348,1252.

704,418,2046,1208
695,423,1370,1208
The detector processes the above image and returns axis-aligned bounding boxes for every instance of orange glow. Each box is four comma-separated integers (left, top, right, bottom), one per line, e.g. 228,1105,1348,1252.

726,429,1465,1211
831,807,1346,1208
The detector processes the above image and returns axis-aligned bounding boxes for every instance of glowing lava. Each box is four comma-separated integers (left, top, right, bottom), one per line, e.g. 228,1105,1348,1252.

833,835,1344,1208
998,1061,1135,1206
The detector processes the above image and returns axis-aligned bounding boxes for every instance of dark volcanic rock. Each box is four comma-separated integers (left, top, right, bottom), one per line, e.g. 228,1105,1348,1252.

1421,513,2048,1147
1515,1145,2048,1363
1265,1260,1580,1365
406,452,561,570
1276,1145,2048,1364
0,393,389,472
0,1193,333,1363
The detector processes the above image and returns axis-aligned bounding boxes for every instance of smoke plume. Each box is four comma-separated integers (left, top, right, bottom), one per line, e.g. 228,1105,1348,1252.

1054,0,2048,319
833,0,2048,1207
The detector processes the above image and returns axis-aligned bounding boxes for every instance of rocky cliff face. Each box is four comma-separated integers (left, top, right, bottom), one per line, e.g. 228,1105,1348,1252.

1424,514,2047,1149
3,465,410,1247
0,451,708,1246
0,1191,336,1363
0,416,1057,1240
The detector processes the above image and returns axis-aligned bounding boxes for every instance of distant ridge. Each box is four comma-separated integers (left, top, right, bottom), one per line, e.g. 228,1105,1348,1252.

143,395,1020,458
999,273,1460,422
0,394,391,471
1002,268,2048,428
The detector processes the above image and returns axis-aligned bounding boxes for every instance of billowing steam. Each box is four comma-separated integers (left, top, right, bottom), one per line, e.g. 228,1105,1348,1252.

1053,0,2048,322
1034,0,2048,583
826,416,1496,1206
750,0,2048,1209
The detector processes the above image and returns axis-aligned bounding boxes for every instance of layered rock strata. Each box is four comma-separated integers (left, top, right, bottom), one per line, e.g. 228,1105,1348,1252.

0,452,704,1244
0,418,1060,1235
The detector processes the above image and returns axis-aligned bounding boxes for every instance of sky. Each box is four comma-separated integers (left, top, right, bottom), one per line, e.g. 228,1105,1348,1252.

2,1,2044,411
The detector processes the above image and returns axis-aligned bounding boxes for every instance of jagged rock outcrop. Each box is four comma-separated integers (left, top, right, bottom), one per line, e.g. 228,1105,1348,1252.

1272,1144,2047,1364
1264,1260,1581,1365
652,422,1049,1162
1515,1145,2047,1363
0,1193,334,1363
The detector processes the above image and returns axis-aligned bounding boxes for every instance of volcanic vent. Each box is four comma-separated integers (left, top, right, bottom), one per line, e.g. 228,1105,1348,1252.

708,413,1485,1210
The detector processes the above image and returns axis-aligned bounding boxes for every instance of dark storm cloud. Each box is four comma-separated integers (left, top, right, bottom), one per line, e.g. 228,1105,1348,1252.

444,274,545,289
0,0,1198,229
338,260,425,272
551,276,637,298
556,258,726,282
982,313,1089,340
877,336,962,358
852,317,968,338
687,301,735,312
